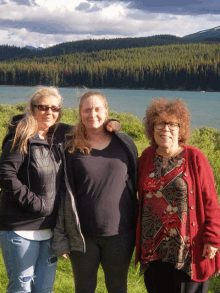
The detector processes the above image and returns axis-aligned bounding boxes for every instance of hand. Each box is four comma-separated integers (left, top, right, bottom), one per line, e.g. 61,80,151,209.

106,120,122,132
61,253,69,259
202,243,218,259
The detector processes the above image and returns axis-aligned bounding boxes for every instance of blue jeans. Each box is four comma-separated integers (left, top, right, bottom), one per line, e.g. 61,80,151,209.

0,231,58,293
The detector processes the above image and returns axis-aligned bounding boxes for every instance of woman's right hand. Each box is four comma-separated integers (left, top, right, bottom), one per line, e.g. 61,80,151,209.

61,253,69,259
202,243,218,259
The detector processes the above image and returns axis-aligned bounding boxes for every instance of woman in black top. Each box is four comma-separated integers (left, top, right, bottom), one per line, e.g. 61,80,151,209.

0,86,68,293
53,90,138,293
0,86,120,293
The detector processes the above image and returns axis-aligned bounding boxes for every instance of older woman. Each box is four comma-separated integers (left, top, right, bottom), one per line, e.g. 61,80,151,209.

0,86,118,293
52,91,138,293
135,98,220,293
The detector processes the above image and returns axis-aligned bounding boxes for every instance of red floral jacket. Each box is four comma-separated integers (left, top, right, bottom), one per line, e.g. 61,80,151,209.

135,145,220,282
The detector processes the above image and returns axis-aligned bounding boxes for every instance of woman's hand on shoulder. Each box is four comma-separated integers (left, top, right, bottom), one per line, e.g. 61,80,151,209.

202,243,218,259
105,120,122,132
61,253,69,259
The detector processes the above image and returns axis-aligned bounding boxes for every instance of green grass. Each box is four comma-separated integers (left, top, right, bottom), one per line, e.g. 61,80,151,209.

0,252,146,292
0,103,220,292
53,253,146,293
1,251,220,292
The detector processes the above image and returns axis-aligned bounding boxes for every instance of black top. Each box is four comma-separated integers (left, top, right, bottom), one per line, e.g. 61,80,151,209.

0,117,72,230
67,136,137,236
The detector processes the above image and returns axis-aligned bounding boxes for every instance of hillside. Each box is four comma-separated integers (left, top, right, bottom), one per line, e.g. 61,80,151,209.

0,45,32,62
183,26,220,42
0,43,220,91
1,26,220,62
1,25,220,91
0,35,185,61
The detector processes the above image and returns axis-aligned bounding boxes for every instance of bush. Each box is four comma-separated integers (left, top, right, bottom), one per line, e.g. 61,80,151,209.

190,126,220,194
0,104,220,292
0,105,220,198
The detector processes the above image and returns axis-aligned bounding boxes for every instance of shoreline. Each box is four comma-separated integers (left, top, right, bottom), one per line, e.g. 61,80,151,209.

0,84,219,93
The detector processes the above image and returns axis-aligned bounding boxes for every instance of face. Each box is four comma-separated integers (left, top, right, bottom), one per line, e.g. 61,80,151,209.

34,95,60,131
153,114,180,151
80,95,108,131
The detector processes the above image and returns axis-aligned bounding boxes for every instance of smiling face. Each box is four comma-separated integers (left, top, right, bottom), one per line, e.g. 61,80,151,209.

34,95,61,133
154,114,180,153
80,95,108,132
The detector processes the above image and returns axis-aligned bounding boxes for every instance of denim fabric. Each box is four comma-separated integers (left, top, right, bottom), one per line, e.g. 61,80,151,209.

0,231,57,293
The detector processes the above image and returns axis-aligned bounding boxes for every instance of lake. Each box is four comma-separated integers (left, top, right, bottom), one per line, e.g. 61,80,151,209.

0,86,220,130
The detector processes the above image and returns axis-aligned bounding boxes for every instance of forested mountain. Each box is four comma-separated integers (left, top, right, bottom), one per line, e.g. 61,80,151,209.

2,26,220,62
1,26,220,91
0,45,32,62
0,35,186,61
0,43,219,91
1,26,220,62
183,26,220,42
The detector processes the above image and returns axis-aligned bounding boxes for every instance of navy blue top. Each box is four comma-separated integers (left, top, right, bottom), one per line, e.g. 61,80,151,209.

69,136,136,236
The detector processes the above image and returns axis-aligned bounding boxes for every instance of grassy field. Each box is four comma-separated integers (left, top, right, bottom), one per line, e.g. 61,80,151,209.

0,103,220,292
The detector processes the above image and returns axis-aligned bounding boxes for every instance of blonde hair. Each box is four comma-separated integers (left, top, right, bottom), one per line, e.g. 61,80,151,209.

12,86,63,153
66,91,108,154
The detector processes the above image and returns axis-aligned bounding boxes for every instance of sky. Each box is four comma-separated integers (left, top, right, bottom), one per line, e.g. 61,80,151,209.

0,0,220,48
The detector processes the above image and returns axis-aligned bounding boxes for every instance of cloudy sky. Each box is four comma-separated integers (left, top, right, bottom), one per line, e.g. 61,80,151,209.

0,0,220,48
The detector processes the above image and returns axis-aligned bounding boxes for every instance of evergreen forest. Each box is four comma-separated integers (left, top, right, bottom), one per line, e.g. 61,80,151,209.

0,35,185,61
1,42,220,91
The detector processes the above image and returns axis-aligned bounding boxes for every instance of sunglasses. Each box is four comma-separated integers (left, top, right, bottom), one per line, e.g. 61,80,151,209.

32,105,61,112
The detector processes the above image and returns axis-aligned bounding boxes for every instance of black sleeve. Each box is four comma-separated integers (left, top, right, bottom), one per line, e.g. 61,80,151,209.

0,140,45,215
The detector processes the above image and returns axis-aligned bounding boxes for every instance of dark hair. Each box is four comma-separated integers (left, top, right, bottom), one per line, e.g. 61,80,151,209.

144,98,191,146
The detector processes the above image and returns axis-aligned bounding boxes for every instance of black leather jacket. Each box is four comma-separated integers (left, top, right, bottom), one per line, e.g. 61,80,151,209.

0,115,72,231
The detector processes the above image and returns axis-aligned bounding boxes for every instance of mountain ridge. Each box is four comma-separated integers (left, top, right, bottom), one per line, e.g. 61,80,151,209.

183,26,220,41
1,26,220,61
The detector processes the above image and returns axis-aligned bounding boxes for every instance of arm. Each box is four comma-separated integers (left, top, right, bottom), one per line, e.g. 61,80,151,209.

61,254,68,259
52,146,77,257
105,119,122,132
198,151,220,246
202,243,218,259
0,140,46,215
51,186,70,257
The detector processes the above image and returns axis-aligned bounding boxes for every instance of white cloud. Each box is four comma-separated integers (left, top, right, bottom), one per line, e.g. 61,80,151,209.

0,0,220,47
94,0,220,15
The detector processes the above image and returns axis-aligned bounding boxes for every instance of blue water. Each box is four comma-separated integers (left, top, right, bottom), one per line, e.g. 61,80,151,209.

0,86,220,130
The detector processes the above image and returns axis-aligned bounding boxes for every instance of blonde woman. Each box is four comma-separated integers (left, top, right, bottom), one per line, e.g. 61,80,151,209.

0,87,119,293
0,86,69,293
52,91,138,293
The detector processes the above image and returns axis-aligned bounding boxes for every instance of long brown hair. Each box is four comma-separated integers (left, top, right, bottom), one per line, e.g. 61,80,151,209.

11,86,63,153
66,91,108,154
